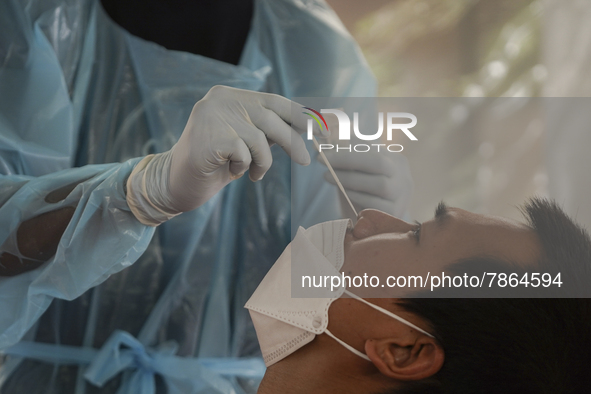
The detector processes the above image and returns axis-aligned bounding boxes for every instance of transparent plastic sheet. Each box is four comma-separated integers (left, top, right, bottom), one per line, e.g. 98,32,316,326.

3,332,267,394
0,160,154,345
0,0,376,393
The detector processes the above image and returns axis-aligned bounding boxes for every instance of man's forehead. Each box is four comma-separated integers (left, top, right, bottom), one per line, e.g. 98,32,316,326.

442,207,529,230
444,208,540,265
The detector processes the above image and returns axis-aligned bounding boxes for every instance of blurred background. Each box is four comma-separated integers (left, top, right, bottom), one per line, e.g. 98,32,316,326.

326,0,591,228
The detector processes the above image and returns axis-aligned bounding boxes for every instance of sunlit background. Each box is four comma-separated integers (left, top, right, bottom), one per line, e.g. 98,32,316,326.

326,0,591,228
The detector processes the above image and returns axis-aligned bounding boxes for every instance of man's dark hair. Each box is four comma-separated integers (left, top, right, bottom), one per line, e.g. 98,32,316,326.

384,198,591,394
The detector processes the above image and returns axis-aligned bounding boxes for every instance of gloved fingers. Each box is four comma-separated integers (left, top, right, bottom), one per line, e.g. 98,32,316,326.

223,137,253,178
323,170,397,201
259,93,322,135
235,123,275,181
251,108,310,166
317,151,397,177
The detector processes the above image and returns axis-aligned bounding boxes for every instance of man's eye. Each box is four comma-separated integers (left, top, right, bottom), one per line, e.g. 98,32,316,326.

412,221,422,242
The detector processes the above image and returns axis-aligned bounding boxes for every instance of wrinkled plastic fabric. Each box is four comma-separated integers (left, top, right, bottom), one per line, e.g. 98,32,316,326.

5,331,266,394
0,160,154,349
0,0,376,392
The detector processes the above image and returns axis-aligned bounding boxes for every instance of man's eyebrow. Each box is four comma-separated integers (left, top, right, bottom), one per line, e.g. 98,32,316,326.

418,201,449,244
434,201,449,225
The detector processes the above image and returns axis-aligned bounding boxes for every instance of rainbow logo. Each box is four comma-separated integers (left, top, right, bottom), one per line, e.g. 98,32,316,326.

302,107,329,135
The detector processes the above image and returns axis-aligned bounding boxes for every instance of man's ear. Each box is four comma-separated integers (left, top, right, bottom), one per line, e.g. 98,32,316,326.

364,334,444,380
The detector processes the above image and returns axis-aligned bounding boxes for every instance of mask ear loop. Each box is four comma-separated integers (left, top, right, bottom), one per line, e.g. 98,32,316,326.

324,329,371,361
344,289,435,338
323,290,435,363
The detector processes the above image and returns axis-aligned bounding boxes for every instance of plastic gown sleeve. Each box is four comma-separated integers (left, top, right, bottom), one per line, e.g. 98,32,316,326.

0,159,155,350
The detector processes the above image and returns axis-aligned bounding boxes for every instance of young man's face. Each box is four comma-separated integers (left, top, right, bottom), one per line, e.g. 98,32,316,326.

257,207,548,393
322,207,543,376
341,205,541,295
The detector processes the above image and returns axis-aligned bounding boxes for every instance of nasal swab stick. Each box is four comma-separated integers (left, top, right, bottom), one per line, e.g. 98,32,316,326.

312,135,358,217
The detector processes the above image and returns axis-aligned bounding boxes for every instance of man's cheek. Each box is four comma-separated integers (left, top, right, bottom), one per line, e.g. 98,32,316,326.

343,248,405,277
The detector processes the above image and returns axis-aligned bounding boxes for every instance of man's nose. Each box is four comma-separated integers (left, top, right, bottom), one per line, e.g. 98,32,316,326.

353,209,415,239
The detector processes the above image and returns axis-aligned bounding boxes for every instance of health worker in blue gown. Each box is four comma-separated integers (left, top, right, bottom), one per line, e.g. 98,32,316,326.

0,0,412,393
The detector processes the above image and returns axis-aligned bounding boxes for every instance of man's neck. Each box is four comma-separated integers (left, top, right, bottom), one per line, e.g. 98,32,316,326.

256,335,392,394
257,358,349,394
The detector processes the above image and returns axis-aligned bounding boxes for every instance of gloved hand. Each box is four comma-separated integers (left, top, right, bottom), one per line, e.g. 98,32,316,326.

318,150,413,219
126,85,315,226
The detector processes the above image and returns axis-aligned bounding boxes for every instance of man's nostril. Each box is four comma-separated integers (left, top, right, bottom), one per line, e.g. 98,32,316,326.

352,216,375,239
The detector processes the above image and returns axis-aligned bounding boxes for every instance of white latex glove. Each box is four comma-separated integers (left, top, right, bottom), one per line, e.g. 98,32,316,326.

126,85,315,226
318,150,413,218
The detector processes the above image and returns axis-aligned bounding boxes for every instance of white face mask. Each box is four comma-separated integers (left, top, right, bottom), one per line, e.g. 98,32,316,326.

245,219,433,367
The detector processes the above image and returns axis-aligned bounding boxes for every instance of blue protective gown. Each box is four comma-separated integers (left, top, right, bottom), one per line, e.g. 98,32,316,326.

0,0,376,392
